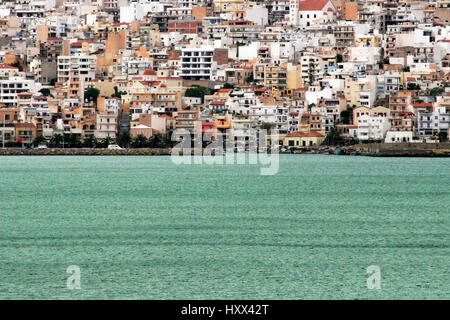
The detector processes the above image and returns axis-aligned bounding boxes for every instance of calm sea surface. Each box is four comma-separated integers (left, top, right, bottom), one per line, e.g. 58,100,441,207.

0,155,448,299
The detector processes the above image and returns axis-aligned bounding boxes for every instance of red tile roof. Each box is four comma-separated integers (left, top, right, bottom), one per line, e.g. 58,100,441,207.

143,69,156,76
299,0,330,11
15,123,35,128
286,131,324,138
0,64,16,69
411,103,432,108
210,101,226,105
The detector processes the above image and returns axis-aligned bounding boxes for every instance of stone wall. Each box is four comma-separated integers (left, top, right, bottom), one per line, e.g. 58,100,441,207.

354,143,450,157
0,148,172,156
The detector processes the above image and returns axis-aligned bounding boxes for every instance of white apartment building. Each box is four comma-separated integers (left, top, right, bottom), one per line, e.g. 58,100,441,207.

356,114,391,141
57,54,97,84
95,112,117,139
417,105,450,136
103,98,121,115
385,131,414,143
180,46,216,81
300,55,325,86
0,77,38,106
121,56,153,77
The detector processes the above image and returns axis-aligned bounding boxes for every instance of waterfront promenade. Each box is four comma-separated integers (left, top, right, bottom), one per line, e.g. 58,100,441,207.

1,143,450,157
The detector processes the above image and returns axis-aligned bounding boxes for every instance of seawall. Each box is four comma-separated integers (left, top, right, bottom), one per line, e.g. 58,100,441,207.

0,148,172,156
353,142,450,157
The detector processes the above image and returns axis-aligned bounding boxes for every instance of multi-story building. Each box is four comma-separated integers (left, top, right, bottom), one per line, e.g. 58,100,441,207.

263,65,287,89
57,54,97,86
95,112,117,139
180,46,228,81
0,77,38,106
175,109,199,134
356,114,391,141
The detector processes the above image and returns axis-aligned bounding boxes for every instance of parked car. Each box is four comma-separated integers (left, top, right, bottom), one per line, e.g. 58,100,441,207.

107,144,122,150
37,145,48,149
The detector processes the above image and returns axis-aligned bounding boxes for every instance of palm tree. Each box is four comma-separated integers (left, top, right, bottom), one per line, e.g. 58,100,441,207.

116,131,131,148
49,134,63,148
149,133,164,148
83,135,97,148
101,136,113,148
132,135,148,148
66,134,82,148
33,135,47,147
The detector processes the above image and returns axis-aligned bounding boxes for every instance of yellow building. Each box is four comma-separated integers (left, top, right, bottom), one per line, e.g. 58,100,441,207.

283,131,325,147
286,63,302,90
264,65,287,89
344,77,374,108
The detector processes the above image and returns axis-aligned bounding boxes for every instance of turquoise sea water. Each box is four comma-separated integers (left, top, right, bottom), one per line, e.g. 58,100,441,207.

0,155,448,299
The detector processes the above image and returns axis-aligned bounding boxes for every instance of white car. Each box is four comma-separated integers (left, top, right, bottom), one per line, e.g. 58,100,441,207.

37,145,48,149
107,144,123,150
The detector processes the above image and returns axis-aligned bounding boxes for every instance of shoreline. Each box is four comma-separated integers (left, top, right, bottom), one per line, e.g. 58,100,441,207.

0,148,172,156
0,142,449,157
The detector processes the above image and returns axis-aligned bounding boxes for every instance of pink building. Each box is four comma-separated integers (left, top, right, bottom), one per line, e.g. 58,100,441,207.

130,124,159,139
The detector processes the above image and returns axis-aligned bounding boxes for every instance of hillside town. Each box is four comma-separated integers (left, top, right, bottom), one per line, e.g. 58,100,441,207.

0,0,449,150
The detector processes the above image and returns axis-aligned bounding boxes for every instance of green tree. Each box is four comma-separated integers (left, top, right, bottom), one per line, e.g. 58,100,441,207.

149,133,165,148
84,88,100,104
39,88,51,97
223,83,235,89
185,86,213,103
378,57,389,69
322,127,340,146
132,135,148,148
164,130,174,148
261,122,274,131
438,131,448,142
49,134,63,148
99,136,113,148
83,135,97,148
430,87,444,96
66,134,82,148
116,131,131,148
308,62,315,85
32,135,47,147
11,61,22,71
407,83,421,90
112,86,127,98
245,73,254,84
